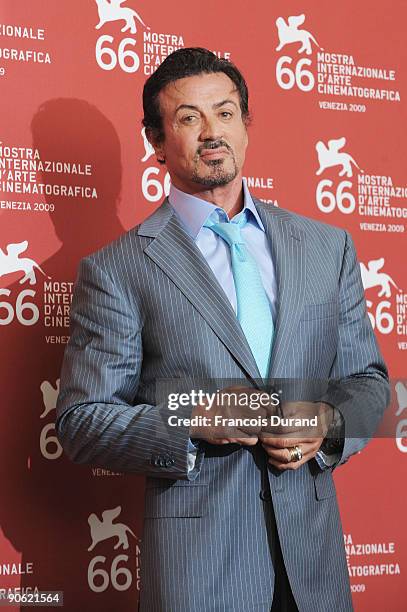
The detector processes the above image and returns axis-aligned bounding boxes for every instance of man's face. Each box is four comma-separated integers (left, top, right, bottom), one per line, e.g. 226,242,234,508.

151,72,249,192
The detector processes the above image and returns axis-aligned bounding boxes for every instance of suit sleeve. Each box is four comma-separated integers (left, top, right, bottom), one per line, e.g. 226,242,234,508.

322,230,390,470
55,256,204,480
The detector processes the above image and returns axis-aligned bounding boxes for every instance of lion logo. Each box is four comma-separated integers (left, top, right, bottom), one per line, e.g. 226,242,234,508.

88,506,137,551
40,379,60,419
276,14,323,55
0,241,50,285
360,258,400,298
141,127,155,163
395,382,407,417
316,137,363,177
95,0,149,34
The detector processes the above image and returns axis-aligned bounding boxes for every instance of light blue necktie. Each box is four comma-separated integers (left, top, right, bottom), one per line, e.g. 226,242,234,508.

204,212,274,378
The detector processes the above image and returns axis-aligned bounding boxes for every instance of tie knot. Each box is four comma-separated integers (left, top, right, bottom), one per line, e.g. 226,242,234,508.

204,212,248,247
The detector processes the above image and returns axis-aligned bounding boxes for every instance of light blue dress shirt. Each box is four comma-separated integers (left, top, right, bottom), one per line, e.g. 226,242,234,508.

168,179,339,470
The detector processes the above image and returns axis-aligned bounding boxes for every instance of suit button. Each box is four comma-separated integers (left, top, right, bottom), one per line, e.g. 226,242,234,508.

260,489,271,501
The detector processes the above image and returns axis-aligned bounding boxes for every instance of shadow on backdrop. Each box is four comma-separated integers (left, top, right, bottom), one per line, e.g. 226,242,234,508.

0,99,142,610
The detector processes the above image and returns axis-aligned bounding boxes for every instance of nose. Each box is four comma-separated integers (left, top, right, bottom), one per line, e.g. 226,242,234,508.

199,115,223,142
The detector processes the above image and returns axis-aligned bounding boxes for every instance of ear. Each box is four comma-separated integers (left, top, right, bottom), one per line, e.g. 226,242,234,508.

243,111,252,130
146,128,165,163
242,120,249,148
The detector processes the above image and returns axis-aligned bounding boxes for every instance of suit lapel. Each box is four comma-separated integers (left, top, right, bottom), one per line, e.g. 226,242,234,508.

254,199,307,377
138,199,262,382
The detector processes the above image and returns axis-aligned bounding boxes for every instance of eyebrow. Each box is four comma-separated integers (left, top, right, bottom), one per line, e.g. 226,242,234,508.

175,99,239,114
213,99,239,109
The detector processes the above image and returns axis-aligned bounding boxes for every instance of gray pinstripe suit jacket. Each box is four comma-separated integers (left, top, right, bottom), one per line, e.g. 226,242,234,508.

56,197,389,612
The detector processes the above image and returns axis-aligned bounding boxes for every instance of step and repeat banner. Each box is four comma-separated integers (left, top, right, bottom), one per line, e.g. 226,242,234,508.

0,1,405,610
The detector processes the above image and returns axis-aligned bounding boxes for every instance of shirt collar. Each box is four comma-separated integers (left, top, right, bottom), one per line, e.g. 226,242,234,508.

168,178,265,240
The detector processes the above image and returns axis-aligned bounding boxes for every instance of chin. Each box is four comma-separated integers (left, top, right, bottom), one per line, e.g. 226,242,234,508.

191,161,238,187
192,172,238,188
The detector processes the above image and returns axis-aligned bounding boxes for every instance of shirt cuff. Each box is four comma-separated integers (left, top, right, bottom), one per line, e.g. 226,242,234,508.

315,449,341,470
187,438,199,472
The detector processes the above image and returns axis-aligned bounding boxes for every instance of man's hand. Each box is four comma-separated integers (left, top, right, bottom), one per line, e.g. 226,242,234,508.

189,385,270,447
259,401,334,470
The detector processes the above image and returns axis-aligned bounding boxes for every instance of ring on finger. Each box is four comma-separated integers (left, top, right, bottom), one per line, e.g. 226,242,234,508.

288,445,302,463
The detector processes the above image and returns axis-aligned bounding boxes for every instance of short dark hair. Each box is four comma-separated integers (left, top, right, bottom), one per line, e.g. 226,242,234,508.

142,47,250,143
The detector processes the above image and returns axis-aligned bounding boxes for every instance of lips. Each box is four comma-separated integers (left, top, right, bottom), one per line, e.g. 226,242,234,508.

199,147,229,159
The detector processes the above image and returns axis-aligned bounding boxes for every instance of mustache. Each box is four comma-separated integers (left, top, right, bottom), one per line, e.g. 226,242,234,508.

197,140,232,155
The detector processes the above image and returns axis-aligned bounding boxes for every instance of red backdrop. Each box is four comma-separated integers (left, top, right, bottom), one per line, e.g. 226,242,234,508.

0,1,406,609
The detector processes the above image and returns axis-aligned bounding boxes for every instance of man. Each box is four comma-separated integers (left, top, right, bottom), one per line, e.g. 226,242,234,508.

56,48,390,611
